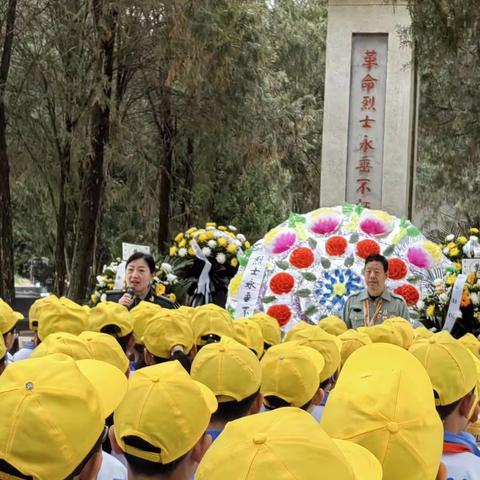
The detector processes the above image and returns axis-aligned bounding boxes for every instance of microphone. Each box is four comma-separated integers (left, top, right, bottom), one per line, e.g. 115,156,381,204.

125,287,136,299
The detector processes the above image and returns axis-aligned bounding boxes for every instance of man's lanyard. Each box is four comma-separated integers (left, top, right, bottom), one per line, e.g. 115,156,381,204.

363,298,384,326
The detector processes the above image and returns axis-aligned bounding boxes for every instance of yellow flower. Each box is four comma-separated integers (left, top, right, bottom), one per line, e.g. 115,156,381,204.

90,293,99,304
218,226,227,231
426,305,435,318
333,282,347,297
155,283,166,296
175,232,184,242
447,242,456,249
423,241,442,262
188,247,195,256
168,293,177,303
178,239,187,248
228,273,243,299
169,246,178,256
470,227,479,235
196,229,206,236
244,241,251,249
107,282,114,289
207,231,215,240
457,236,468,245
198,233,208,243
186,227,196,235
231,258,238,268
446,275,456,286
206,222,217,228
227,243,237,254
450,247,460,257
218,237,228,247
455,262,462,271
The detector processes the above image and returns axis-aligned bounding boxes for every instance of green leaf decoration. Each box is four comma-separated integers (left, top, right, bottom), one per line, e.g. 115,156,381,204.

288,212,306,228
406,227,420,237
239,255,249,267
354,204,365,215
349,233,359,243
399,217,409,229
383,245,395,257
342,203,354,214
276,260,290,270
301,272,317,282
296,288,312,298
308,237,318,250
320,257,331,269
244,248,253,258
406,276,420,284
391,229,407,245
262,296,276,304
304,305,318,317
344,255,354,268
227,305,235,317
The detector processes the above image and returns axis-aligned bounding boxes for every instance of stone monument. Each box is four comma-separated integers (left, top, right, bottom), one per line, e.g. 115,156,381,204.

320,0,417,218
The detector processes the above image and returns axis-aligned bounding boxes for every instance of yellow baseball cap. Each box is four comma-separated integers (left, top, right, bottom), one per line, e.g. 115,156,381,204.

459,333,480,360
260,342,324,408
318,316,348,336
130,301,162,341
28,295,58,330
321,343,443,480
0,354,127,480
142,311,194,359
409,331,478,405
249,312,281,347
196,407,382,480
80,331,130,373
89,301,133,337
358,324,404,348
37,298,88,341
383,317,415,349
177,305,196,322
30,332,91,360
413,326,434,340
284,321,311,342
338,329,372,366
286,324,341,382
233,319,264,358
191,307,234,345
0,299,23,334
191,338,261,402
114,361,217,464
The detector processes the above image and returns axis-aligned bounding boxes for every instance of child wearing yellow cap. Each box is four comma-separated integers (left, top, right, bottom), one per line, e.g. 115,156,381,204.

196,407,382,480
0,298,23,362
0,335,6,375
233,318,264,358
142,311,195,372
191,338,262,441
191,306,234,348
410,332,480,479
0,354,127,479
321,343,444,480
111,361,217,480
261,342,325,412
89,301,136,358
249,312,281,350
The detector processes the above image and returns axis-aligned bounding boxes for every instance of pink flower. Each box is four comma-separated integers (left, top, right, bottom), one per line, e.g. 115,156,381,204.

308,210,342,235
407,246,431,269
359,218,389,236
264,227,297,254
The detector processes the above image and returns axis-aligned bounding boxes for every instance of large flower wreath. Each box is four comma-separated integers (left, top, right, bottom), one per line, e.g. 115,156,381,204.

226,204,450,330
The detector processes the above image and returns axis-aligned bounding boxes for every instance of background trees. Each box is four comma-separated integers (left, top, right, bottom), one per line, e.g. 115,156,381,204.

3,0,478,301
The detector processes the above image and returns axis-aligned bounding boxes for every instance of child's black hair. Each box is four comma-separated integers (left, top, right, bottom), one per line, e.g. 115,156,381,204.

211,390,260,423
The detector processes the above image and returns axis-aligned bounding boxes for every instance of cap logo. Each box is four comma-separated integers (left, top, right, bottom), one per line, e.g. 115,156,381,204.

25,382,34,391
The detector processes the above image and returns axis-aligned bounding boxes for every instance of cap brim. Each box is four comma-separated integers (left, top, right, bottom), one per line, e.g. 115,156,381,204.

194,379,218,414
77,359,128,419
334,439,382,480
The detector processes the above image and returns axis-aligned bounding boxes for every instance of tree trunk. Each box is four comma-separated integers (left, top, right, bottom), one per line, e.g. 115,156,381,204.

0,0,17,304
156,80,176,253
69,0,117,302
180,137,194,229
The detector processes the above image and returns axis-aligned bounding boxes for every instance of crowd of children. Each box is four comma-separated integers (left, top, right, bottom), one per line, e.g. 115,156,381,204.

0,290,480,479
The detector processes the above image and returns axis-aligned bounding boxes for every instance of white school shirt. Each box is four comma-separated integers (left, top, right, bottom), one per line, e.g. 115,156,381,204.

98,451,128,480
442,452,480,480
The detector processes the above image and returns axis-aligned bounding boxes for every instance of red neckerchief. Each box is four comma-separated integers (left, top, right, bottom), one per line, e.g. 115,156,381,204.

443,442,472,454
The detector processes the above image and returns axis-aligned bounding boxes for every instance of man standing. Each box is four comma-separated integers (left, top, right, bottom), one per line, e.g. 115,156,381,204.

343,254,409,329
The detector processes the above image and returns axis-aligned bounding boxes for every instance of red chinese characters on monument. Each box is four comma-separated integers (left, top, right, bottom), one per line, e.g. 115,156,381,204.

356,49,379,208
